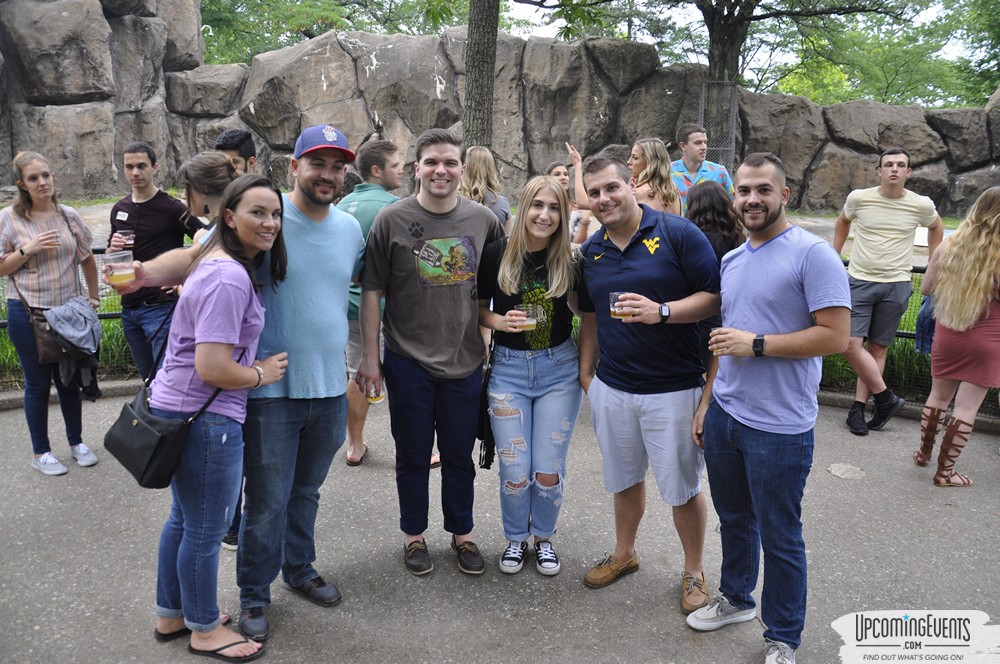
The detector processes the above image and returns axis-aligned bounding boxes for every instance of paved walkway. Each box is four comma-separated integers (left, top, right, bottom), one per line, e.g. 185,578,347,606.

1,392,997,664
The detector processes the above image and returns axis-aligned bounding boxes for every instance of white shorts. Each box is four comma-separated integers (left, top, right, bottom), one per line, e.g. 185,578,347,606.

345,318,383,378
588,377,704,506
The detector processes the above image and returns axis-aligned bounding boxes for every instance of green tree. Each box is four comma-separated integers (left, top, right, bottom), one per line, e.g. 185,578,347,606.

771,8,965,106
950,0,1000,104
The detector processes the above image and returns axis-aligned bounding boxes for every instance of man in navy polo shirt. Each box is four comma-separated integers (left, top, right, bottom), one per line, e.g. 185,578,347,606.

577,155,720,617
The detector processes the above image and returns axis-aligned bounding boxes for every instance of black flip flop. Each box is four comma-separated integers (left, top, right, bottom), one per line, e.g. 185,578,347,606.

154,612,231,642
188,639,265,663
346,444,368,466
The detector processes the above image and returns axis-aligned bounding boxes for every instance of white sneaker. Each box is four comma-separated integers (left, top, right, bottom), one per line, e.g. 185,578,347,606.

763,638,796,664
686,594,756,631
70,443,98,467
32,452,68,476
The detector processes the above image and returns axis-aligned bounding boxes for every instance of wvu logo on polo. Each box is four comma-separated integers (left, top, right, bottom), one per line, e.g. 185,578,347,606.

642,237,661,254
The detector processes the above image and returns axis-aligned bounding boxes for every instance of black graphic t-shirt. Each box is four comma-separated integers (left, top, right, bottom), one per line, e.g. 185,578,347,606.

478,237,576,351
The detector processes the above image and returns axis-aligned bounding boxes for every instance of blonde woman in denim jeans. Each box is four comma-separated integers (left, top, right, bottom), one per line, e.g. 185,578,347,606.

477,176,583,575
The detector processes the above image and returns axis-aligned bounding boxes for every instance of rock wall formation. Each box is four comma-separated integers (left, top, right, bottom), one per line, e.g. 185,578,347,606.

1,0,997,215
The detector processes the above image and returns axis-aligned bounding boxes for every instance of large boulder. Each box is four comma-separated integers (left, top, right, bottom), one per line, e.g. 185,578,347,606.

160,0,203,71
442,27,527,192
583,37,659,97
240,31,366,152
166,64,250,118
926,108,991,170
985,88,1000,161
113,97,175,187
100,0,155,16
824,100,882,152
740,91,827,206
825,101,948,166
621,64,706,152
908,160,950,207
108,15,166,111
942,163,1000,217
521,38,618,176
0,0,114,105
339,31,461,159
0,51,10,185
875,106,947,167
799,143,879,212
10,102,117,198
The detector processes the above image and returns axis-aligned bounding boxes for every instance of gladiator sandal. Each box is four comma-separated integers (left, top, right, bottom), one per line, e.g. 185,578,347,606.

933,417,974,488
914,405,946,466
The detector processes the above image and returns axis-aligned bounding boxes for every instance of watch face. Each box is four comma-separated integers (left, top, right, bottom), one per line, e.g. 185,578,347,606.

660,304,670,317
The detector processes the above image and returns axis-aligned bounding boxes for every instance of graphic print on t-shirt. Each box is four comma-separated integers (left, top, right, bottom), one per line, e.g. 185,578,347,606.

411,236,477,287
521,268,554,348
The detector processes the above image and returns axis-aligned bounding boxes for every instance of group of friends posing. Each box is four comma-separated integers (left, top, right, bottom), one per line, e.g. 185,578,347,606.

3,119,998,664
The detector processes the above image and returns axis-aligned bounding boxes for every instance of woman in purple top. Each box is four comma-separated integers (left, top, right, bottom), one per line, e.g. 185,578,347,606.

150,175,287,662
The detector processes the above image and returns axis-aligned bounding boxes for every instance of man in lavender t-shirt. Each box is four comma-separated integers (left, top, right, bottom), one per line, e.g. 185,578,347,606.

687,153,850,664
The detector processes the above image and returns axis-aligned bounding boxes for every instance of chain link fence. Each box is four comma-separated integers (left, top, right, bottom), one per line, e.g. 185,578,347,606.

698,80,739,174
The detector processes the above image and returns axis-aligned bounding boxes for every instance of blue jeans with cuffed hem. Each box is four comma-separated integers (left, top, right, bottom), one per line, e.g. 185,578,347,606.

6,299,83,455
154,410,244,632
702,399,812,650
237,396,346,609
121,301,174,379
383,347,481,537
488,339,582,542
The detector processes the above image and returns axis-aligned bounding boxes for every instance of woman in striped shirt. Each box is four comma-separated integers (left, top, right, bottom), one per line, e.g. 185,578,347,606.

0,151,101,476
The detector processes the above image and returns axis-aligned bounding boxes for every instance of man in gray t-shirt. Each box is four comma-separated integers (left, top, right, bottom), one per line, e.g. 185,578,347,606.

357,128,503,577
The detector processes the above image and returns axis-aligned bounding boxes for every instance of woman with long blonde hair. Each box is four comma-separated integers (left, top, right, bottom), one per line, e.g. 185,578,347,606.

459,146,511,231
914,186,1000,487
0,151,102,476
628,138,681,215
477,175,582,575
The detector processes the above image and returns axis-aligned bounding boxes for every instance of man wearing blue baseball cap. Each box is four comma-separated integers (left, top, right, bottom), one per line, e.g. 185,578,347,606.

108,125,365,645
236,125,363,641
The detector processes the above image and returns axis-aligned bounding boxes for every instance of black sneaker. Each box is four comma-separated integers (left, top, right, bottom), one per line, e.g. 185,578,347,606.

403,540,434,576
534,541,561,576
846,403,869,436
221,532,238,551
499,541,527,574
451,535,485,575
867,393,905,431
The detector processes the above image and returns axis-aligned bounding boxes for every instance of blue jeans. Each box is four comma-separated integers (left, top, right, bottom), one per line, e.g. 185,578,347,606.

6,299,83,455
237,396,346,608
488,339,582,542
702,399,813,650
382,347,481,537
121,301,174,379
154,410,244,631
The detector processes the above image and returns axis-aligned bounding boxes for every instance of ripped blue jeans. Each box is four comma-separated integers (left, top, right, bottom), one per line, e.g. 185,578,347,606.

488,339,583,542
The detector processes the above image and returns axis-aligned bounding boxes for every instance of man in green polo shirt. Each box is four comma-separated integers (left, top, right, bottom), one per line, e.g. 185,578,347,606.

337,139,404,466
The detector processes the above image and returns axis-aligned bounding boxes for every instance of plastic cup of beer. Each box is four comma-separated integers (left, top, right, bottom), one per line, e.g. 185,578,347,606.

119,230,135,248
610,292,631,319
43,234,62,248
367,382,386,404
105,250,136,285
516,304,539,331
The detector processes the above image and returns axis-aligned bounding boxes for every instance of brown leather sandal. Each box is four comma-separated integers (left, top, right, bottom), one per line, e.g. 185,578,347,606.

914,405,945,466
933,417,974,488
